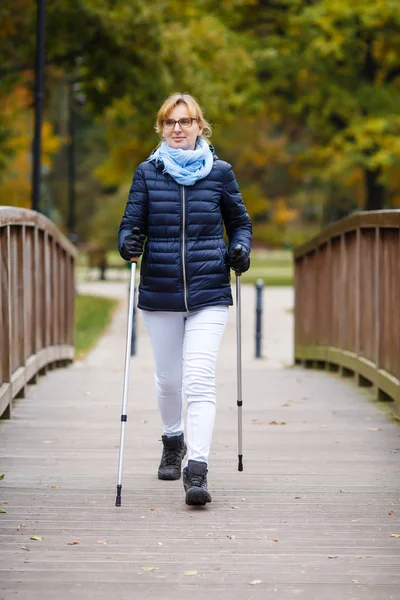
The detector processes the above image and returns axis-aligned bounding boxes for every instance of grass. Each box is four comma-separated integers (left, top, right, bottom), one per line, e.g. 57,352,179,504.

79,248,294,286
78,248,293,286
239,249,293,286
74,294,118,359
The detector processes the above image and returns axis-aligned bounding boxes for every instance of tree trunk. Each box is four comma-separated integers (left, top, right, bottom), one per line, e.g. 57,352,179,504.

364,167,385,211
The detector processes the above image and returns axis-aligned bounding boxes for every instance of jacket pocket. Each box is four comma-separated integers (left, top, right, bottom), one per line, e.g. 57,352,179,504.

218,246,230,281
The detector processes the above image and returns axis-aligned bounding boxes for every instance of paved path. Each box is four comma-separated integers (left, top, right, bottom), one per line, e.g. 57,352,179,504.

1,283,399,600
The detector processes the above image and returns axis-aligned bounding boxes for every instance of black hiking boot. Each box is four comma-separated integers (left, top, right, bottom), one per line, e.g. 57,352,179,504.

183,460,212,506
158,433,187,480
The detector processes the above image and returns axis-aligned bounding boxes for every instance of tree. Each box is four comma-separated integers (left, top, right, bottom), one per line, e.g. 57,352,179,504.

238,0,400,209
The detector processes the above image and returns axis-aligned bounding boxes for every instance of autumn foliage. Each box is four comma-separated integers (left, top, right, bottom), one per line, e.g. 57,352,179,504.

1,0,399,248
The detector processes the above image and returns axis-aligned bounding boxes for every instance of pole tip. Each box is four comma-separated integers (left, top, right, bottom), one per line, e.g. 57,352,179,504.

238,455,243,472
115,484,122,506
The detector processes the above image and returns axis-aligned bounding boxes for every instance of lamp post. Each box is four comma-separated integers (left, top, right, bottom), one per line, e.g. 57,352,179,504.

67,80,84,245
67,82,78,244
31,0,46,212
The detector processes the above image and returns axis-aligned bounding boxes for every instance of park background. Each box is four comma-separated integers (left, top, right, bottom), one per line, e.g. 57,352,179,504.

1,0,400,346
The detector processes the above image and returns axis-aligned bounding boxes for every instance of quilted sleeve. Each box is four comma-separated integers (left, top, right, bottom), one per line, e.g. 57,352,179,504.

220,164,252,253
118,164,149,252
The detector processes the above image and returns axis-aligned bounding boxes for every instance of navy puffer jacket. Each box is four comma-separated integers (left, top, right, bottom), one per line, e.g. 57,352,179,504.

118,150,252,312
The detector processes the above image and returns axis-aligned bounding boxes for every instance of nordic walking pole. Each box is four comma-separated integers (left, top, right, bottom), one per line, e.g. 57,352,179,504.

115,257,137,506
236,268,243,472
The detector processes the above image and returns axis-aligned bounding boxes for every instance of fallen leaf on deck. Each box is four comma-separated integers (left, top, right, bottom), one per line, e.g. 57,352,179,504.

149,508,159,512
0,509,6,513
141,566,155,572
269,420,286,425
43,440,54,444
391,533,400,538
227,535,236,540
367,428,381,431
51,485,60,489
184,570,198,576
17,525,25,531
352,579,359,584
20,546,29,551
30,536,43,541
249,580,262,585
295,496,301,499
272,538,279,542
0,474,4,480
96,540,108,545
67,540,80,545
231,506,240,509
156,542,163,546
328,555,338,559
0,501,8,505
389,511,394,515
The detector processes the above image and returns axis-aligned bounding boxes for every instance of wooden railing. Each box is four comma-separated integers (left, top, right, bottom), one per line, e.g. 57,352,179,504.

0,207,76,418
294,210,400,412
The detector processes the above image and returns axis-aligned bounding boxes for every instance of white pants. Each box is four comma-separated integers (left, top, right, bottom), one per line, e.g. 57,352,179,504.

142,306,229,465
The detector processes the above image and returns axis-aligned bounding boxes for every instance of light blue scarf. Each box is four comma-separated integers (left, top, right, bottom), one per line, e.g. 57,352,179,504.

148,138,213,186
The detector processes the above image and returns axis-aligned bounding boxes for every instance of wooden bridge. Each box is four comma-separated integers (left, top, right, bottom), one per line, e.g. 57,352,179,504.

0,207,399,600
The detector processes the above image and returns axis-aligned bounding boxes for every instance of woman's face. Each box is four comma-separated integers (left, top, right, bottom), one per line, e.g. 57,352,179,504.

162,102,203,151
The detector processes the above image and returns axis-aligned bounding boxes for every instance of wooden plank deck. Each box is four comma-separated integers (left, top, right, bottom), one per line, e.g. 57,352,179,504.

1,284,399,600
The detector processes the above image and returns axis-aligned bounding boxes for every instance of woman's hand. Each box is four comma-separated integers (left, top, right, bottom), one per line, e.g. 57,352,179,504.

228,244,250,274
120,227,146,261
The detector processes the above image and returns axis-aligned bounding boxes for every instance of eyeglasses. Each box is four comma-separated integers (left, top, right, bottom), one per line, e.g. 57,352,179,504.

161,118,198,130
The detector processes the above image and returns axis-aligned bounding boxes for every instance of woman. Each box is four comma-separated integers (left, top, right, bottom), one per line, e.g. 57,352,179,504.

118,93,252,506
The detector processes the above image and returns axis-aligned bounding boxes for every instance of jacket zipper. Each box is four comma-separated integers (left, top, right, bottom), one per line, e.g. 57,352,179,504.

181,185,189,311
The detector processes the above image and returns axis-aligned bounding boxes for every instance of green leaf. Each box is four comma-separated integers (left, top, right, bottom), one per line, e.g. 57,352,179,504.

0,508,6,513
30,536,43,541
0,474,4,480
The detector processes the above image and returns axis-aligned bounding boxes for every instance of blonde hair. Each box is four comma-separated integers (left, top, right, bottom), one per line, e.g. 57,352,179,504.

155,93,212,142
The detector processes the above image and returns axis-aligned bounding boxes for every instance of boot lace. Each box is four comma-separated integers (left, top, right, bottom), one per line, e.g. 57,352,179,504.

188,473,205,488
164,447,182,466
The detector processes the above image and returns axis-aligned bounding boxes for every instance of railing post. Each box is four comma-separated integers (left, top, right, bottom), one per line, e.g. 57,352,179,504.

375,227,380,371
355,227,361,357
0,207,77,417
0,226,12,418
255,279,264,359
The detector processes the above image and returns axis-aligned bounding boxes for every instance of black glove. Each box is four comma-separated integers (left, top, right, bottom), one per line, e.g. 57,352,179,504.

120,227,146,261
228,244,250,273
